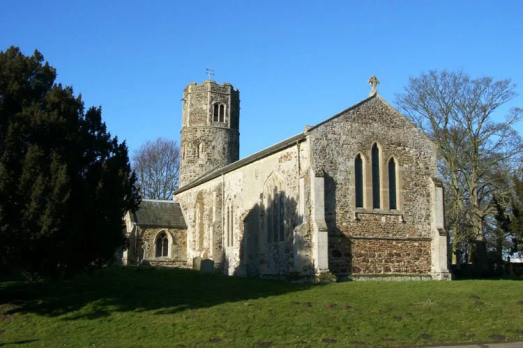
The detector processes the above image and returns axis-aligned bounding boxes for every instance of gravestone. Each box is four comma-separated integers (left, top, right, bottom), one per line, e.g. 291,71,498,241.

193,257,202,271
200,259,215,274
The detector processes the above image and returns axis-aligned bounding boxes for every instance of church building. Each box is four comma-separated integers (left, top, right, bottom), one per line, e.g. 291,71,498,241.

123,76,451,281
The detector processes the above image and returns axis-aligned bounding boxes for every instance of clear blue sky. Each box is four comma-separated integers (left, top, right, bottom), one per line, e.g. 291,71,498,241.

2,0,522,159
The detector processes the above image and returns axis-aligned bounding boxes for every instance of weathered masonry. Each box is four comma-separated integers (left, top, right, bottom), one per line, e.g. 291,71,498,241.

123,200,187,267
125,76,451,281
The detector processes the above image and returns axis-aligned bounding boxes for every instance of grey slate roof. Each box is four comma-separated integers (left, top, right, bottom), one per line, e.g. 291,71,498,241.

131,199,186,229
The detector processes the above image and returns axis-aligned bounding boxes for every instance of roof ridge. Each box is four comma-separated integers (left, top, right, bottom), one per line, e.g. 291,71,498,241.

306,93,377,132
175,93,379,195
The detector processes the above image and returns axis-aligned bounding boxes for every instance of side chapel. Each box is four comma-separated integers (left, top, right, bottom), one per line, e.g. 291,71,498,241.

123,76,451,281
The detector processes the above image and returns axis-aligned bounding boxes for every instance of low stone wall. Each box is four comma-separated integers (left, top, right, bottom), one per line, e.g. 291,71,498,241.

350,274,433,281
145,259,186,268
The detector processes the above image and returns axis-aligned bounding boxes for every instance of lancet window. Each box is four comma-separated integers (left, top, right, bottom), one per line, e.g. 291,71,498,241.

389,158,397,210
355,144,400,211
355,154,364,208
372,143,380,209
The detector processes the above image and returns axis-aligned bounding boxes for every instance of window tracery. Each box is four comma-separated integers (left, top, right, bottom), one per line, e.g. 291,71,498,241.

155,232,169,258
226,197,234,247
264,174,285,243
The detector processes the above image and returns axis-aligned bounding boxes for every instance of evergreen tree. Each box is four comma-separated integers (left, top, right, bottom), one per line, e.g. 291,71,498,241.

0,46,140,277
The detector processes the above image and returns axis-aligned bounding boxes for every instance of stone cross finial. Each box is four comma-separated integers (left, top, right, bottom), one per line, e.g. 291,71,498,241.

206,68,214,81
368,75,380,96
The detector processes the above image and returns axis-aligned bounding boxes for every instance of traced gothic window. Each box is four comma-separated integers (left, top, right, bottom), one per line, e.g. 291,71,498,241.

226,198,234,247
372,143,380,209
219,104,225,123
355,154,364,208
229,204,233,247
279,193,285,241
272,189,278,242
267,193,273,243
195,203,204,252
389,158,397,210
155,232,169,257
264,174,285,243
226,206,230,246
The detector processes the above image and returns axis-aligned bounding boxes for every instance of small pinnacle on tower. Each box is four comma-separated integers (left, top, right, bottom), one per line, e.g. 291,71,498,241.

206,68,214,81
368,75,380,96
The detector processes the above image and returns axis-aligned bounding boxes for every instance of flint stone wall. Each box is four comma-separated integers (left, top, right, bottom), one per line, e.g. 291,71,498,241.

179,81,240,187
310,95,438,277
129,227,187,267
176,139,313,279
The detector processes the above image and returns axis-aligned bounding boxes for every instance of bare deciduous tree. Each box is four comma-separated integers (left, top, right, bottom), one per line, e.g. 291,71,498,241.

132,138,180,200
396,70,523,265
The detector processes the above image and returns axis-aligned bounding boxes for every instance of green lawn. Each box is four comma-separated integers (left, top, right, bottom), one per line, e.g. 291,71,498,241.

1,267,522,348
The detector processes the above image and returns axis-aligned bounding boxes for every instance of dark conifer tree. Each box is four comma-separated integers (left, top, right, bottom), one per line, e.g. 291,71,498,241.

0,46,140,277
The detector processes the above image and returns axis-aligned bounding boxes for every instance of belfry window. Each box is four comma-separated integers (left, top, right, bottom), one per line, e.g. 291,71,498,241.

372,144,380,209
155,232,169,257
213,104,219,122
213,104,226,123
389,158,397,210
355,154,364,208
219,104,225,122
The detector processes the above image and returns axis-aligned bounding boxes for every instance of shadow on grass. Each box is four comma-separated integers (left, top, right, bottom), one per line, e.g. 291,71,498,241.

0,340,39,347
0,266,323,320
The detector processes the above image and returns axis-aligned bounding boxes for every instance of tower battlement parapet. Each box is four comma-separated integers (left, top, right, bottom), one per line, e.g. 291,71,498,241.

184,80,239,95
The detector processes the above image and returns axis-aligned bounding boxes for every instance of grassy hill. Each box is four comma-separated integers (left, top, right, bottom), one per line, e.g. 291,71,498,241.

1,266,522,348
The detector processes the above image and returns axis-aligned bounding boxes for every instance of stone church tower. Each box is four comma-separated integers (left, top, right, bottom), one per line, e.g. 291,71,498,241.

179,80,240,187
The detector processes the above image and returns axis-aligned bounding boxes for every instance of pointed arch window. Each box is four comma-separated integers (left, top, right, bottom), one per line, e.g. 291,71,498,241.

272,188,279,242
389,158,397,210
195,203,204,251
226,199,234,247
279,193,285,241
264,174,285,243
155,232,169,257
372,144,380,209
267,193,273,243
355,154,364,208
